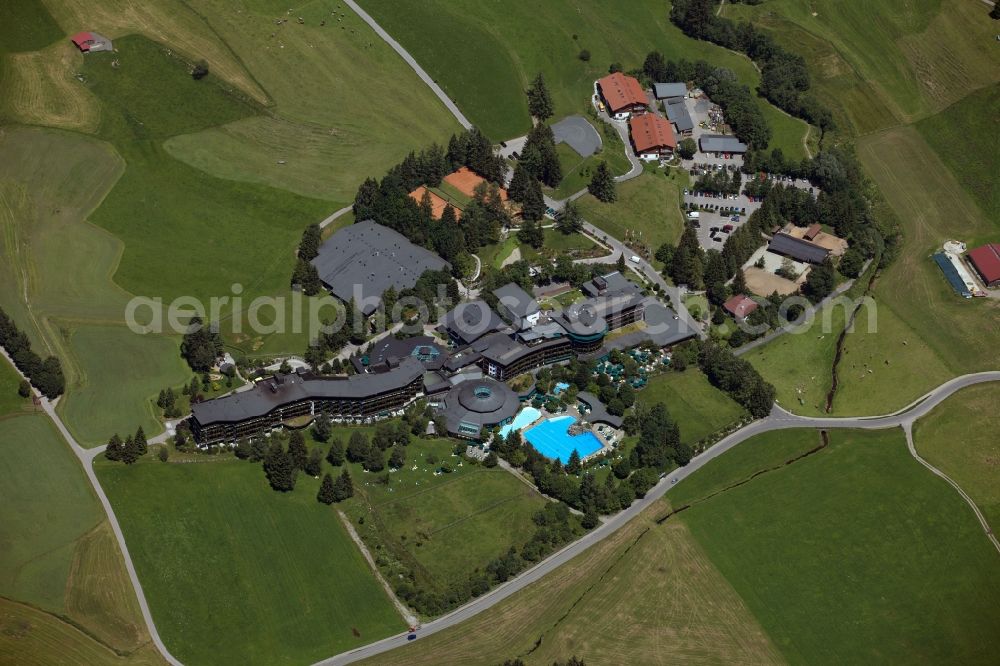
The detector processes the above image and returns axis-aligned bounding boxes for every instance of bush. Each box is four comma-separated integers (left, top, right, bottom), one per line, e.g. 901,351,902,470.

578,49,591,62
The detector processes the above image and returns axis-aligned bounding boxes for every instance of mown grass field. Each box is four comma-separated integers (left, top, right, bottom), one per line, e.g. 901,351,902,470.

0,412,152,661
0,0,64,54
916,83,1000,222
57,325,191,447
639,369,747,445
95,456,403,666
361,502,780,666
576,171,686,264
160,0,459,202
680,428,1000,664
667,429,823,508
914,383,1000,536
357,0,808,159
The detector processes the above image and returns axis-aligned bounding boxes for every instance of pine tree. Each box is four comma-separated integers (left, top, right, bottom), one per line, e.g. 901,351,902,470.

305,447,323,477
518,218,545,249
326,438,345,466
363,444,385,472
317,472,337,504
105,433,124,462
588,161,617,202
297,223,322,261
732,268,748,296
566,449,582,474
389,445,406,469
333,468,354,501
288,430,308,470
122,434,139,464
508,163,532,203
526,72,554,120
555,201,583,234
134,426,148,457
617,252,627,272
440,203,457,226
264,441,297,492
484,450,499,468
347,431,369,462
312,413,332,442
520,178,546,222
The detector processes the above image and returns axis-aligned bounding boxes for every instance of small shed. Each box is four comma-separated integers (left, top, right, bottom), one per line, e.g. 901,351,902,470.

70,31,113,53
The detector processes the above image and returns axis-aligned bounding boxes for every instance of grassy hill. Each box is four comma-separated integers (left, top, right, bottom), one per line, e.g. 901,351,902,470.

96,455,404,666
679,428,1000,664
914,383,1000,535
357,0,810,159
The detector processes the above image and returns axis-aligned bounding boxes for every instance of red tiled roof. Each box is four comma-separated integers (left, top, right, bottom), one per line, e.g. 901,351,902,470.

70,31,94,50
723,294,758,319
629,113,676,153
968,243,1000,285
597,72,647,114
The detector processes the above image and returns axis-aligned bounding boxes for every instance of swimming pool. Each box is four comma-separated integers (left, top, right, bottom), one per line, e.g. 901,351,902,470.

552,382,571,395
498,406,542,439
524,415,603,464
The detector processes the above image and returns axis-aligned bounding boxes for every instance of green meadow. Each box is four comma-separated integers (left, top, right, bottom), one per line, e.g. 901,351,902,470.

96,456,403,666
680,428,1000,664
639,369,747,445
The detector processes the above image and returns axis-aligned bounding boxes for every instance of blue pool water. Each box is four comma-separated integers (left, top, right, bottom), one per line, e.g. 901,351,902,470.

498,406,542,439
524,416,603,463
552,382,571,395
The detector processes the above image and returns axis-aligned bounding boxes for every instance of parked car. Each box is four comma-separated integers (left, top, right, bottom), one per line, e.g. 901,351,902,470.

722,224,734,233
710,226,720,233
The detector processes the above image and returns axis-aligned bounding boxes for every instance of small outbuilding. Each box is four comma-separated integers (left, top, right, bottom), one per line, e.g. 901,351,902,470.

698,134,748,156
723,294,759,321
653,82,687,101
70,31,113,53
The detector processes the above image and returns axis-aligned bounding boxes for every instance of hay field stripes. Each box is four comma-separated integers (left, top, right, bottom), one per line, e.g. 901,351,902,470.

3,42,101,132
42,0,269,103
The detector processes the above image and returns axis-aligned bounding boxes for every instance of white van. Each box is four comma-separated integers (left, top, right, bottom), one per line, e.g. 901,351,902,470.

687,211,700,220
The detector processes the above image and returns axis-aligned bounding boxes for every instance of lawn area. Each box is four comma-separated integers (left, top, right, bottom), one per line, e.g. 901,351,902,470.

576,172,686,265
548,122,632,200
680,428,1000,664
57,325,191,447
916,83,1000,221
95,455,403,666
160,0,459,202
356,0,808,159
360,502,780,666
638,370,747,445
914,383,1000,535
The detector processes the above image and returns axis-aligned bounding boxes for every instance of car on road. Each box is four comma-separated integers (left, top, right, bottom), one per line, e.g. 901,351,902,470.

629,255,640,263
407,634,417,641
546,207,556,216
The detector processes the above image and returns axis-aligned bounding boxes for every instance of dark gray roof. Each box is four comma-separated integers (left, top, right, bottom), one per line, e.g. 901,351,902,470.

576,391,623,428
439,377,520,435
665,100,694,133
768,232,830,265
441,300,505,344
581,271,642,299
311,220,449,316
653,82,687,99
191,357,424,426
699,134,747,154
355,335,445,372
558,302,609,337
476,332,528,365
493,283,539,321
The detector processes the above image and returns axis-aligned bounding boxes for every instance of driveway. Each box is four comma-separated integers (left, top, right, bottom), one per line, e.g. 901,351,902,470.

551,115,602,157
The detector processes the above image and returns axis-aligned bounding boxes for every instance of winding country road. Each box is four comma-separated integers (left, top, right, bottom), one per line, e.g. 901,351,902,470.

4,340,997,666
317,370,1000,665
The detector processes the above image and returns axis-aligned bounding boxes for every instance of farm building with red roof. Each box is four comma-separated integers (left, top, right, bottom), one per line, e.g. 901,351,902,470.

723,294,758,320
70,31,113,53
967,243,1000,288
629,113,676,159
597,73,647,119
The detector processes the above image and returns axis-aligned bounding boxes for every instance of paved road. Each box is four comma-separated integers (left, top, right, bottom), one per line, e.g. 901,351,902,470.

0,349,184,666
316,370,1000,665
343,0,472,130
